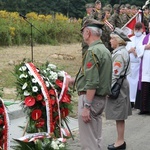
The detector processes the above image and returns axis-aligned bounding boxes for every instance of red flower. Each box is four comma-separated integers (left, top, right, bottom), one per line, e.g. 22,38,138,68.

54,116,59,122
61,108,69,118
61,94,71,103
0,119,3,125
0,139,3,147
49,89,55,96
0,108,4,115
41,101,46,106
35,118,45,128
50,122,55,132
31,109,42,120
52,106,58,112
50,98,56,105
55,79,63,88
36,94,43,101
24,96,36,107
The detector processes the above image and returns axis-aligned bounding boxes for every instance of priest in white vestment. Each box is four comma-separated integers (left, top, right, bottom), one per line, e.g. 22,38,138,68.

126,22,145,106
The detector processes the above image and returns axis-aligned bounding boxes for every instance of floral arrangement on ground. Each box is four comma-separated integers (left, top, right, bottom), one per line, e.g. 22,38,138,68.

13,60,73,150
0,98,9,150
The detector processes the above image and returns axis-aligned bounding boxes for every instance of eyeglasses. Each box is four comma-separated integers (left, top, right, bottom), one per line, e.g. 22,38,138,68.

81,27,86,34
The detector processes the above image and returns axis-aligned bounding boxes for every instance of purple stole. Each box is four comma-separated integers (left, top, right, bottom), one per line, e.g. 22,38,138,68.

138,34,150,90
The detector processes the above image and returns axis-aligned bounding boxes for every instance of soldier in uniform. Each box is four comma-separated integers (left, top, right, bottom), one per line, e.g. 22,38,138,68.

101,6,113,51
81,3,95,56
119,4,128,26
125,4,132,22
82,3,95,25
105,4,112,13
130,5,138,17
73,19,112,150
93,0,102,21
109,4,122,28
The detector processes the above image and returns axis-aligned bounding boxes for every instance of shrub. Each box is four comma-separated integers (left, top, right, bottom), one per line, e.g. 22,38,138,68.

0,11,82,46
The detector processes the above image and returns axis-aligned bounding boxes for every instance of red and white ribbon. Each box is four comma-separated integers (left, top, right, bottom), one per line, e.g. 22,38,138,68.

104,20,114,31
26,63,70,138
47,71,69,138
26,63,53,134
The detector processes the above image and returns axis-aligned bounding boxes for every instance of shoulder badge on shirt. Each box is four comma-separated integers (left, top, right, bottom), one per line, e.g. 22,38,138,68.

86,62,93,68
114,61,122,68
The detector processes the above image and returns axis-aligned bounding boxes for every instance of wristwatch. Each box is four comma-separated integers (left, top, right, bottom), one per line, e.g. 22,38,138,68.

84,103,91,109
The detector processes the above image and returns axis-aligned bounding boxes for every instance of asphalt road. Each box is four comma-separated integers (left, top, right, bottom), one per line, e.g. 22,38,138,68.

8,107,150,150
68,109,150,150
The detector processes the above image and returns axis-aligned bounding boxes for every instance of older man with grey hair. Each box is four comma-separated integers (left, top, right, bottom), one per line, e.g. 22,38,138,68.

73,19,112,150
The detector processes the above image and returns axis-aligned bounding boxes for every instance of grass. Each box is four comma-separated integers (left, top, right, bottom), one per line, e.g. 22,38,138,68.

0,43,82,117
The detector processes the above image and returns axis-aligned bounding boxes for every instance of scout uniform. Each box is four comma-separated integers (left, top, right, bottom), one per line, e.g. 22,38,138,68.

75,19,112,150
76,41,112,95
105,28,132,150
105,27,132,120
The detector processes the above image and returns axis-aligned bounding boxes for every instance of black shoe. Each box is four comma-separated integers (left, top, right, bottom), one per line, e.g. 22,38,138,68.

107,142,126,150
131,102,134,108
138,111,149,115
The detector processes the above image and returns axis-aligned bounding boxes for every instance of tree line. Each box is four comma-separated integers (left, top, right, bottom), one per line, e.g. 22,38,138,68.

0,0,146,19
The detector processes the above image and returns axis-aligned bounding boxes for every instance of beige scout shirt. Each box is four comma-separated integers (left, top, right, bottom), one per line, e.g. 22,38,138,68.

76,40,112,96
111,46,130,87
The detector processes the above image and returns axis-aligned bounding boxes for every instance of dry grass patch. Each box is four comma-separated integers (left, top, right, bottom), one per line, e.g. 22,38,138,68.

0,43,82,117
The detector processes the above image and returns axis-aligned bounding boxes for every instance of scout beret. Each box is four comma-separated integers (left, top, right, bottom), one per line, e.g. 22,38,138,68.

85,3,94,8
81,19,104,31
95,0,101,4
112,27,131,42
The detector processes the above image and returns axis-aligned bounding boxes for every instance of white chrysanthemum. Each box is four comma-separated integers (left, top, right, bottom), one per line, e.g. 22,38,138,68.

43,70,47,73
46,68,50,71
32,86,38,92
49,71,54,74
23,90,30,96
58,71,65,77
22,82,28,90
49,74,58,80
32,78,37,83
59,143,65,148
55,140,60,145
51,141,59,150
48,64,57,70
28,71,32,76
49,72,58,80
19,74,28,78
19,66,27,71
45,81,50,87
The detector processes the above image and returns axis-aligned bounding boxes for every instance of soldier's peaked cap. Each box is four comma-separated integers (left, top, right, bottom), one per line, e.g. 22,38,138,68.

85,3,94,8
81,19,104,31
95,0,101,4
